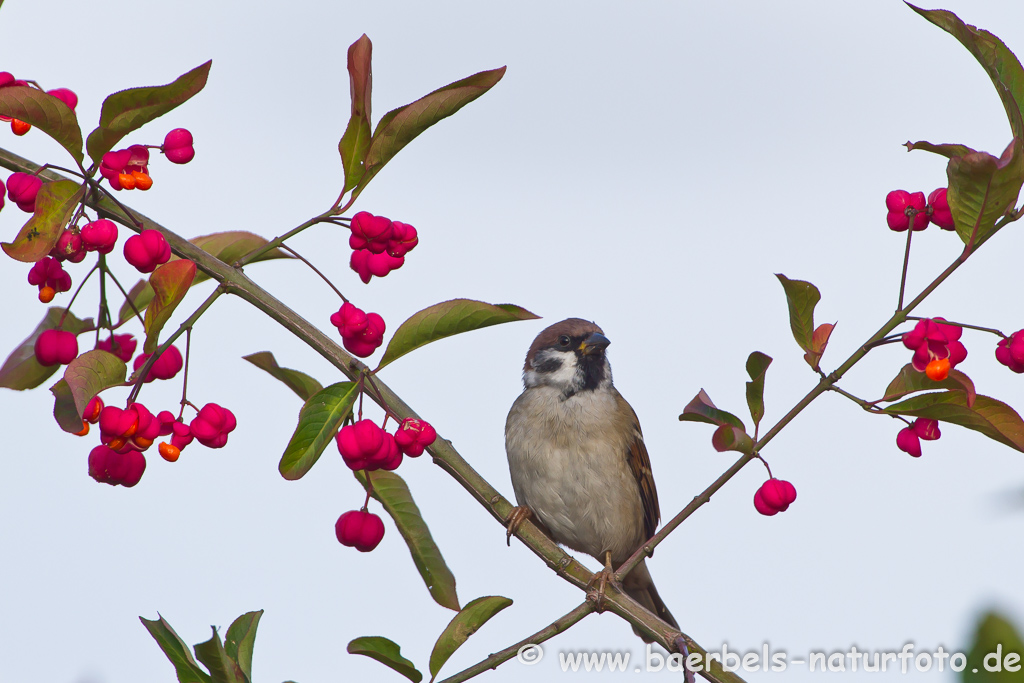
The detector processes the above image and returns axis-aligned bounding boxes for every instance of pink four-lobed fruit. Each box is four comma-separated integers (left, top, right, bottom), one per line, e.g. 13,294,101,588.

995,330,1024,374
34,329,78,366
885,190,930,232
189,403,236,448
350,248,404,284
51,229,86,263
331,303,386,357
336,419,402,471
927,188,955,230
896,418,941,458
163,128,195,164
133,344,184,382
753,478,797,516
335,509,385,552
46,88,78,111
7,172,42,213
902,317,966,373
123,229,171,273
80,219,119,254
27,257,71,295
88,445,146,487
349,211,394,253
393,417,437,457
96,334,137,363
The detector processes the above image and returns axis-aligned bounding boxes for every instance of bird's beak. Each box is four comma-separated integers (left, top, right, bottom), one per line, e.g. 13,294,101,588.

579,332,611,355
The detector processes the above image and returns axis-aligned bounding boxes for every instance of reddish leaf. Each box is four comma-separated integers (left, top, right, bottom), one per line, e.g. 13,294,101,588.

143,259,197,354
712,424,754,454
1,181,85,263
803,322,835,371
339,34,373,193
679,389,746,431
0,85,84,164
884,392,1024,453
775,274,821,353
86,60,212,164
880,363,976,407
50,350,127,433
0,308,92,390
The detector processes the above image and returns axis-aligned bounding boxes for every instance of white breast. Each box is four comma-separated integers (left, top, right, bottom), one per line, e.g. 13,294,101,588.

505,385,645,563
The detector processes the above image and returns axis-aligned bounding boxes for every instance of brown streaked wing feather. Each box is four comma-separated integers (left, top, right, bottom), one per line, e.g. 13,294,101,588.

617,392,660,540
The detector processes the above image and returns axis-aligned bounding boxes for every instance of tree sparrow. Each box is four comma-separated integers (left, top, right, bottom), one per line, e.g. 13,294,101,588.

505,318,678,639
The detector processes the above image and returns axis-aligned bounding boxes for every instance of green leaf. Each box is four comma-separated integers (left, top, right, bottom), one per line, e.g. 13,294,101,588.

224,611,262,683
678,389,746,431
908,5,1024,139
962,612,1024,683
86,60,212,165
947,140,1024,248
0,308,93,391
803,322,835,371
884,392,1024,452
339,34,373,193
429,596,513,680
242,352,323,401
775,274,820,353
50,350,126,433
118,231,290,324
140,615,213,683
376,299,539,371
348,636,422,683
744,351,772,430
356,470,460,611
0,85,84,164
357,66,506,194
880,363,976,407
193,627,245,683
711,424,754,455
143,259,197,354
1,180,85,263
906,6,1024,247
279,382,358,480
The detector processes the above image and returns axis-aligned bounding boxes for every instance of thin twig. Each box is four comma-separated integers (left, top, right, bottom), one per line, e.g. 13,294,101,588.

279,245,348,302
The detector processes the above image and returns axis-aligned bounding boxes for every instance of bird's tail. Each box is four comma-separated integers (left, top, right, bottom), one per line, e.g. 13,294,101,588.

622,559,678,643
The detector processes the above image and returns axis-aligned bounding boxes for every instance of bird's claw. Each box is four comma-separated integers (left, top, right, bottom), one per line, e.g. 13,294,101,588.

506,506,532,546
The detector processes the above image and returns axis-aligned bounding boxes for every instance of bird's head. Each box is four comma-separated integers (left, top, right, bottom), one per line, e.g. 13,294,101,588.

523,318,612,397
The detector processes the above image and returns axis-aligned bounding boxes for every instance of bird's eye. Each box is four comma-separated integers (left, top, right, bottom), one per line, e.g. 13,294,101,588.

557,335,571,347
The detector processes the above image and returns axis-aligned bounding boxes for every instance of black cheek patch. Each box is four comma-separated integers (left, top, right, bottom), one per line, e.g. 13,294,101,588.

533,357,563,374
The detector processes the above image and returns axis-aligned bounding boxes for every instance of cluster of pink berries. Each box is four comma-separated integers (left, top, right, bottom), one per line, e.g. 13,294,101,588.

753,478,797,516
98,129,194,192
901,317,966,382
896,418,940,458
0,72,77,136
885,188,955,232
347,211,418,284
84,394,236,486
333,416,437,552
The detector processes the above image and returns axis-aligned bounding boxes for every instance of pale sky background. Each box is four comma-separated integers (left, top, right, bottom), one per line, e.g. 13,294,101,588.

2,1,1024,682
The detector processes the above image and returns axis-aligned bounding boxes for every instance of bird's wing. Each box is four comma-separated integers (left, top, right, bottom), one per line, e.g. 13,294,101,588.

616,391,661,540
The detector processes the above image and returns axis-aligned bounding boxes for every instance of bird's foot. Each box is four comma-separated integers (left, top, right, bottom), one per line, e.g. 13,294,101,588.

505,506,532,546
586,552,618,612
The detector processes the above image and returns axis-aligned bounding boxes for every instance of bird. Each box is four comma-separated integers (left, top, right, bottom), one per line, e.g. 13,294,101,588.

504,318,678,640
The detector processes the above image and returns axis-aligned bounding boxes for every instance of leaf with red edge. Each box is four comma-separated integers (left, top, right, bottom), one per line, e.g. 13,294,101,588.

775,274,821,353
884,391,1024,452
679,389,746,431
118,231,289,323
0,85,84,164
803,322,835,371
357,66,506,194
0,308,92,390
880,363,976,407
143,259,196,354
50,350,127,433
86,60,212,165
376,299,539,371
1,181,85,263
339,34,373,193
712,424,754,454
